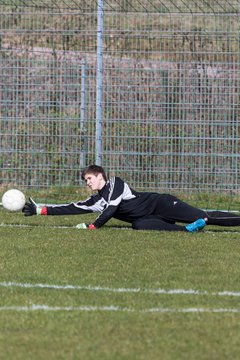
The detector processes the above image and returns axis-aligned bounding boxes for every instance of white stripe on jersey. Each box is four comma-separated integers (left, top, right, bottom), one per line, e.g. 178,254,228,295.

122,183,136,200
74,199,106,212
108,181,136,207
51,199,106,213
109,195,122,207
108,177,115,202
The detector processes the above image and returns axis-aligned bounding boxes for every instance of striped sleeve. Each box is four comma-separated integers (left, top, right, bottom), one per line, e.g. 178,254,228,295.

46,193,105,216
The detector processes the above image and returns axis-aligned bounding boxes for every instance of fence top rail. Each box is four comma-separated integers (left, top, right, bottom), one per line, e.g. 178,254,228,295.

0,0,239,14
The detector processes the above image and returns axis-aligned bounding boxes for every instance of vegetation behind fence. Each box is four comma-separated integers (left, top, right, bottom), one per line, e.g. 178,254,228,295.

0,1,239,194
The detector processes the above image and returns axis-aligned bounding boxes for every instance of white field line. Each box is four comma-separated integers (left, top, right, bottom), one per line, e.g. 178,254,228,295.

0,304,239,313
0,223,130,230
0,222,73,229
1,281,240,298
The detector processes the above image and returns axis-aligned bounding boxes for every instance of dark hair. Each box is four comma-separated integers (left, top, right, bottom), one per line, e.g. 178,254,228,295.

81,165,108,182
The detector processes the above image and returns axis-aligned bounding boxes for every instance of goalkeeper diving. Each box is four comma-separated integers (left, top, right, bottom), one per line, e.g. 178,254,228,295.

22,165,240,232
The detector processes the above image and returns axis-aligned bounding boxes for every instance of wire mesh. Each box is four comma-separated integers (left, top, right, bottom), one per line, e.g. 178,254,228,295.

0,0,239,194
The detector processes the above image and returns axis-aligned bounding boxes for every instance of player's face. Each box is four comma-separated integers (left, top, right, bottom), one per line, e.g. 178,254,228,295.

84,173,105,191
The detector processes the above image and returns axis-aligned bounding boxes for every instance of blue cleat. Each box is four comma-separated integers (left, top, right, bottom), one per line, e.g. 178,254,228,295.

185,218,206,232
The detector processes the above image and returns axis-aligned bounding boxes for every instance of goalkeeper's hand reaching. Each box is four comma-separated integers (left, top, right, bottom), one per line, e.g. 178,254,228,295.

76,223,96,230
22,197,38,216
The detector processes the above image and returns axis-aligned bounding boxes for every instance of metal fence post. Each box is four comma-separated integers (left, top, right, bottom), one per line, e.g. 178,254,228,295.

80,59,86,168
95,0,104,166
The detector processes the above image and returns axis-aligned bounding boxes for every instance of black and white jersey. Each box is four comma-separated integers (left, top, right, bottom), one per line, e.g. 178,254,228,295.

46,177,139,227
46,176,171,228
45,176,210,228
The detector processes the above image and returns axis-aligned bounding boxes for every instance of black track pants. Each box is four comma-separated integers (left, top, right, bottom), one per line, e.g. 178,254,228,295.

132,194,240,230
206,211,240,226
132,215,187,231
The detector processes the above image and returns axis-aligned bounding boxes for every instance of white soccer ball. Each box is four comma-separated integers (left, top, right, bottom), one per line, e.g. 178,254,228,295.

2,189,26,212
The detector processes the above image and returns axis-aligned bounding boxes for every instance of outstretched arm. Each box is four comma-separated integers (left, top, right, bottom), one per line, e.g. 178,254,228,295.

22,194,102,216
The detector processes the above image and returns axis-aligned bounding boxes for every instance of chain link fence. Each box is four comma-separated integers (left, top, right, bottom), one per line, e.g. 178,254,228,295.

0,0,239,194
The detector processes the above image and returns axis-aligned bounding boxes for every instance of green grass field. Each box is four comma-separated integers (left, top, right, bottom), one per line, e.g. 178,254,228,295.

0,208,240,360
